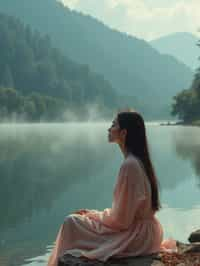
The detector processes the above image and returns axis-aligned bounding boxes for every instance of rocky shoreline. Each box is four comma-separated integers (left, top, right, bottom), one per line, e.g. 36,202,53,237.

58,230,200,266
160,121,200,127
160,121,182,126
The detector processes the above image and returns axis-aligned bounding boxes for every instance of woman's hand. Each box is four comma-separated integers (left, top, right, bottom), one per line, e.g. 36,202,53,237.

73,209,90,215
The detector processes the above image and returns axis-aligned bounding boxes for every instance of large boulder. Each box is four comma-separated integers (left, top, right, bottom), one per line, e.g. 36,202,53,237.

58,254,163,266
188,230,200,243
177,241,200,253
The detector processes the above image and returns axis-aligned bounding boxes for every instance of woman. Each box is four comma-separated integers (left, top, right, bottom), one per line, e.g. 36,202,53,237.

47,110,176,266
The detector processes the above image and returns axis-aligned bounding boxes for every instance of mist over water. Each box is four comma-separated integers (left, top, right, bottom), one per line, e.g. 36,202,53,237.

0,123,200,266
0,104,114,124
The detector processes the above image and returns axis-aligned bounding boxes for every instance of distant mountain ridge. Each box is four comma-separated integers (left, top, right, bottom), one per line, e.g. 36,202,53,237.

150,32,199,70
0,0,193,118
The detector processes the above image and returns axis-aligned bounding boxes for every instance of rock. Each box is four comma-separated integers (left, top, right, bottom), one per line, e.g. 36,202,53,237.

184,243,200,253
58,254,163,266
151,261,165,266
188,230,200,243
58,243,200,266
58,232,200,266
177,241,200,254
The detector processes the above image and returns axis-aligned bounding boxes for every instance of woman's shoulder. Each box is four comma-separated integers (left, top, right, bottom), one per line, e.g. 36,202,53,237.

122,154,140,166
119,155,147,184
120,154,142,172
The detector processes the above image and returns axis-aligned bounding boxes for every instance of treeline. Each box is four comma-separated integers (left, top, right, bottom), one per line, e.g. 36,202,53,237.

0,87,67,121
0,13,118,121
172,40,200,124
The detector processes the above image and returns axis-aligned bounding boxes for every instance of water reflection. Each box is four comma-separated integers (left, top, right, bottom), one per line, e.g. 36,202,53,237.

1,123,200,266
173,126,200,184
146,126,193,190
0,123,118,265
146,126,200,207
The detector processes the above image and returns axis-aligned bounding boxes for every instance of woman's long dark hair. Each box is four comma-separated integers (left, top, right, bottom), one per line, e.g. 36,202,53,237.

117,111,161,211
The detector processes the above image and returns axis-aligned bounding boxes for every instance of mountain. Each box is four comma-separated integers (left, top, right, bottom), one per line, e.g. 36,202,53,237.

150,32,199,70
0,12,118,121
0,0,193,118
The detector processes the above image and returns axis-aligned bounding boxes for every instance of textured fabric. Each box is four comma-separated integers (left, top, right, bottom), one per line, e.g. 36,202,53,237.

47,155,177,266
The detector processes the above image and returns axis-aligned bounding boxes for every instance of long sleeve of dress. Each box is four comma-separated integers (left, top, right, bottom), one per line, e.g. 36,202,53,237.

86,158,147,231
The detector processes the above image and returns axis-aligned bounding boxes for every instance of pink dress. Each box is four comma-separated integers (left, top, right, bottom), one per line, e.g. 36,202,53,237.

47,155,176,266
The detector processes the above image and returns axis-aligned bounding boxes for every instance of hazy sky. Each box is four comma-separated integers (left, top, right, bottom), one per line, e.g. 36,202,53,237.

59,0,200,40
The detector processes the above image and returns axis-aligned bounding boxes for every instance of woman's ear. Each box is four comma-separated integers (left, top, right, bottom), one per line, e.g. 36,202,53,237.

121,129,127,140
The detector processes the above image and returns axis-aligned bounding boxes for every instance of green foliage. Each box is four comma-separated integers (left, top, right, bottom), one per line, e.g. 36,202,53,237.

171,39,200,123
0,12,118,121
0,87,67,121
0,0,193,118
171,89,200,122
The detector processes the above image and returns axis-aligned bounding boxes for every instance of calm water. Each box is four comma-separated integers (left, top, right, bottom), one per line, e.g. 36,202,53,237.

0,122,200,266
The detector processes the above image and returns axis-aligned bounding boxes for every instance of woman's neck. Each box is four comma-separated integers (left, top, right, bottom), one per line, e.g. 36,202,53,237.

118,143,130,158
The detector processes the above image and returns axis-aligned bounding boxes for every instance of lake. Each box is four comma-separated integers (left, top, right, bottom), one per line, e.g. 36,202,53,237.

0,122,200,266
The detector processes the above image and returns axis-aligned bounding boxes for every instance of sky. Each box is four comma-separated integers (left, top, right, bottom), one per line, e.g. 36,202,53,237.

59,0,200,41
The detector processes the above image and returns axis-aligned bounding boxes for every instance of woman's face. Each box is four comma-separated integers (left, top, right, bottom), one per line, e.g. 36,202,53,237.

108,117,123,144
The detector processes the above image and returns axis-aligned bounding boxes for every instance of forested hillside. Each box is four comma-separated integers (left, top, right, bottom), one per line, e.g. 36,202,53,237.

0,13,118,121
0,0,193,118
172,41,200,124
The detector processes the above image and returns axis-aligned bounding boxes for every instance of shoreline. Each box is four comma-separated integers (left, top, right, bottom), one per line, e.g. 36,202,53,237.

160,121,200,127
58,230,200,266
58,242,200,266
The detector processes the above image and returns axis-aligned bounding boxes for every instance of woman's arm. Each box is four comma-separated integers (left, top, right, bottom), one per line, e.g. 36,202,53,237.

86,158,147,230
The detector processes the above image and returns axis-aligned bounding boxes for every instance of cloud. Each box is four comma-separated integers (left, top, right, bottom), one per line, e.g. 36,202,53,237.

58,0,200,40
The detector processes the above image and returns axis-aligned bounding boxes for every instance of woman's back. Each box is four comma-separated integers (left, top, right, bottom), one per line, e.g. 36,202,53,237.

125,155,154,216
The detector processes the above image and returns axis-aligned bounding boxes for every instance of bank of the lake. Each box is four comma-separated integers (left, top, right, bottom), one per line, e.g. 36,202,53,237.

58,230,200,266
160,120,200,127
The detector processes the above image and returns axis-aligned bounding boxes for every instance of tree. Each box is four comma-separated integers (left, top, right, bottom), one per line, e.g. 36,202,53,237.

0,13,118,121
0,87,21,113
0,65,14,88
171,37,200,123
